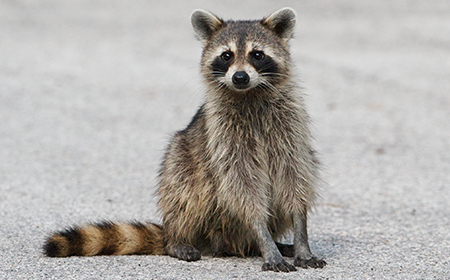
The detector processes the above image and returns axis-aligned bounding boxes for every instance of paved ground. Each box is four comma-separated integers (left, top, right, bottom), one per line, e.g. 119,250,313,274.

1,0,449,279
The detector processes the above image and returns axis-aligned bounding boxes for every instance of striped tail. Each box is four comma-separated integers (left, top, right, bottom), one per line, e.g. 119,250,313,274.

43,221,165,257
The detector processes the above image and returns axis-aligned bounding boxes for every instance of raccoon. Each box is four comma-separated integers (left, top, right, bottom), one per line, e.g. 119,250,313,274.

44,8,327,272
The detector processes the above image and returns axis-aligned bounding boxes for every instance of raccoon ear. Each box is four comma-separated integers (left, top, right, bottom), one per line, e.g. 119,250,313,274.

261,7,296,41
191,9,224,43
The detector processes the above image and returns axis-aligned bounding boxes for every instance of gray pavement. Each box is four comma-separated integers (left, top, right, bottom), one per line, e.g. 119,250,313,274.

1,0,449,279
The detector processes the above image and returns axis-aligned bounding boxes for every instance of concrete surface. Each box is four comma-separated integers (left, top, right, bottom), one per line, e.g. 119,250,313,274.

1,0,449,279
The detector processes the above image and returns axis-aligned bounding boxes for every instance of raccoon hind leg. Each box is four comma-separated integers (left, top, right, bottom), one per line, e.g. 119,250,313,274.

275,242,294,257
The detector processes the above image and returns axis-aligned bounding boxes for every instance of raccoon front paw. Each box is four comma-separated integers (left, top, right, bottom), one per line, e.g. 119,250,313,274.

294,256,326,269
261,259,297,272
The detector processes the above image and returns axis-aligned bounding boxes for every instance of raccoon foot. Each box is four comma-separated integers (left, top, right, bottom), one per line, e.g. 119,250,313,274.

294,256,326,269
166,243,201,262
261,258,297,273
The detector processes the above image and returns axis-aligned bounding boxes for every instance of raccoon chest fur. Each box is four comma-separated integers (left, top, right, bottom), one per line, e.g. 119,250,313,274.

204,95,315,218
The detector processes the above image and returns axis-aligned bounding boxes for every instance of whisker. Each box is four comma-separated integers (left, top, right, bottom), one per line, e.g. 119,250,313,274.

256,62,281,74
260,72,289,78
258,80,283,98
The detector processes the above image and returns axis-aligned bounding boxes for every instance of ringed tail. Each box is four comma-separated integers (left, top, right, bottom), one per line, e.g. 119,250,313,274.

43,221,165,257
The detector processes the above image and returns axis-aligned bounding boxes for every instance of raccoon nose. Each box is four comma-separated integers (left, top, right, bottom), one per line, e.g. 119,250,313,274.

232,71,250,85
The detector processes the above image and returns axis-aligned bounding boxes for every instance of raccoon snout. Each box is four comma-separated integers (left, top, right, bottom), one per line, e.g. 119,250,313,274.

232,71,250,86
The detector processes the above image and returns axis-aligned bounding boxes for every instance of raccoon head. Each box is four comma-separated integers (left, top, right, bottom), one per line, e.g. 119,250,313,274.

191,8,296,94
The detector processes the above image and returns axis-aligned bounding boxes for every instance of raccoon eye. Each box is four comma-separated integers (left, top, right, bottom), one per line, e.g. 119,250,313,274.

221,51,233,62
252,51,265,60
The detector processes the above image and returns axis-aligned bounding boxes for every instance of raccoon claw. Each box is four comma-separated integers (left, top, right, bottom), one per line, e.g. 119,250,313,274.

294,256,326,269
261,259,297,272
